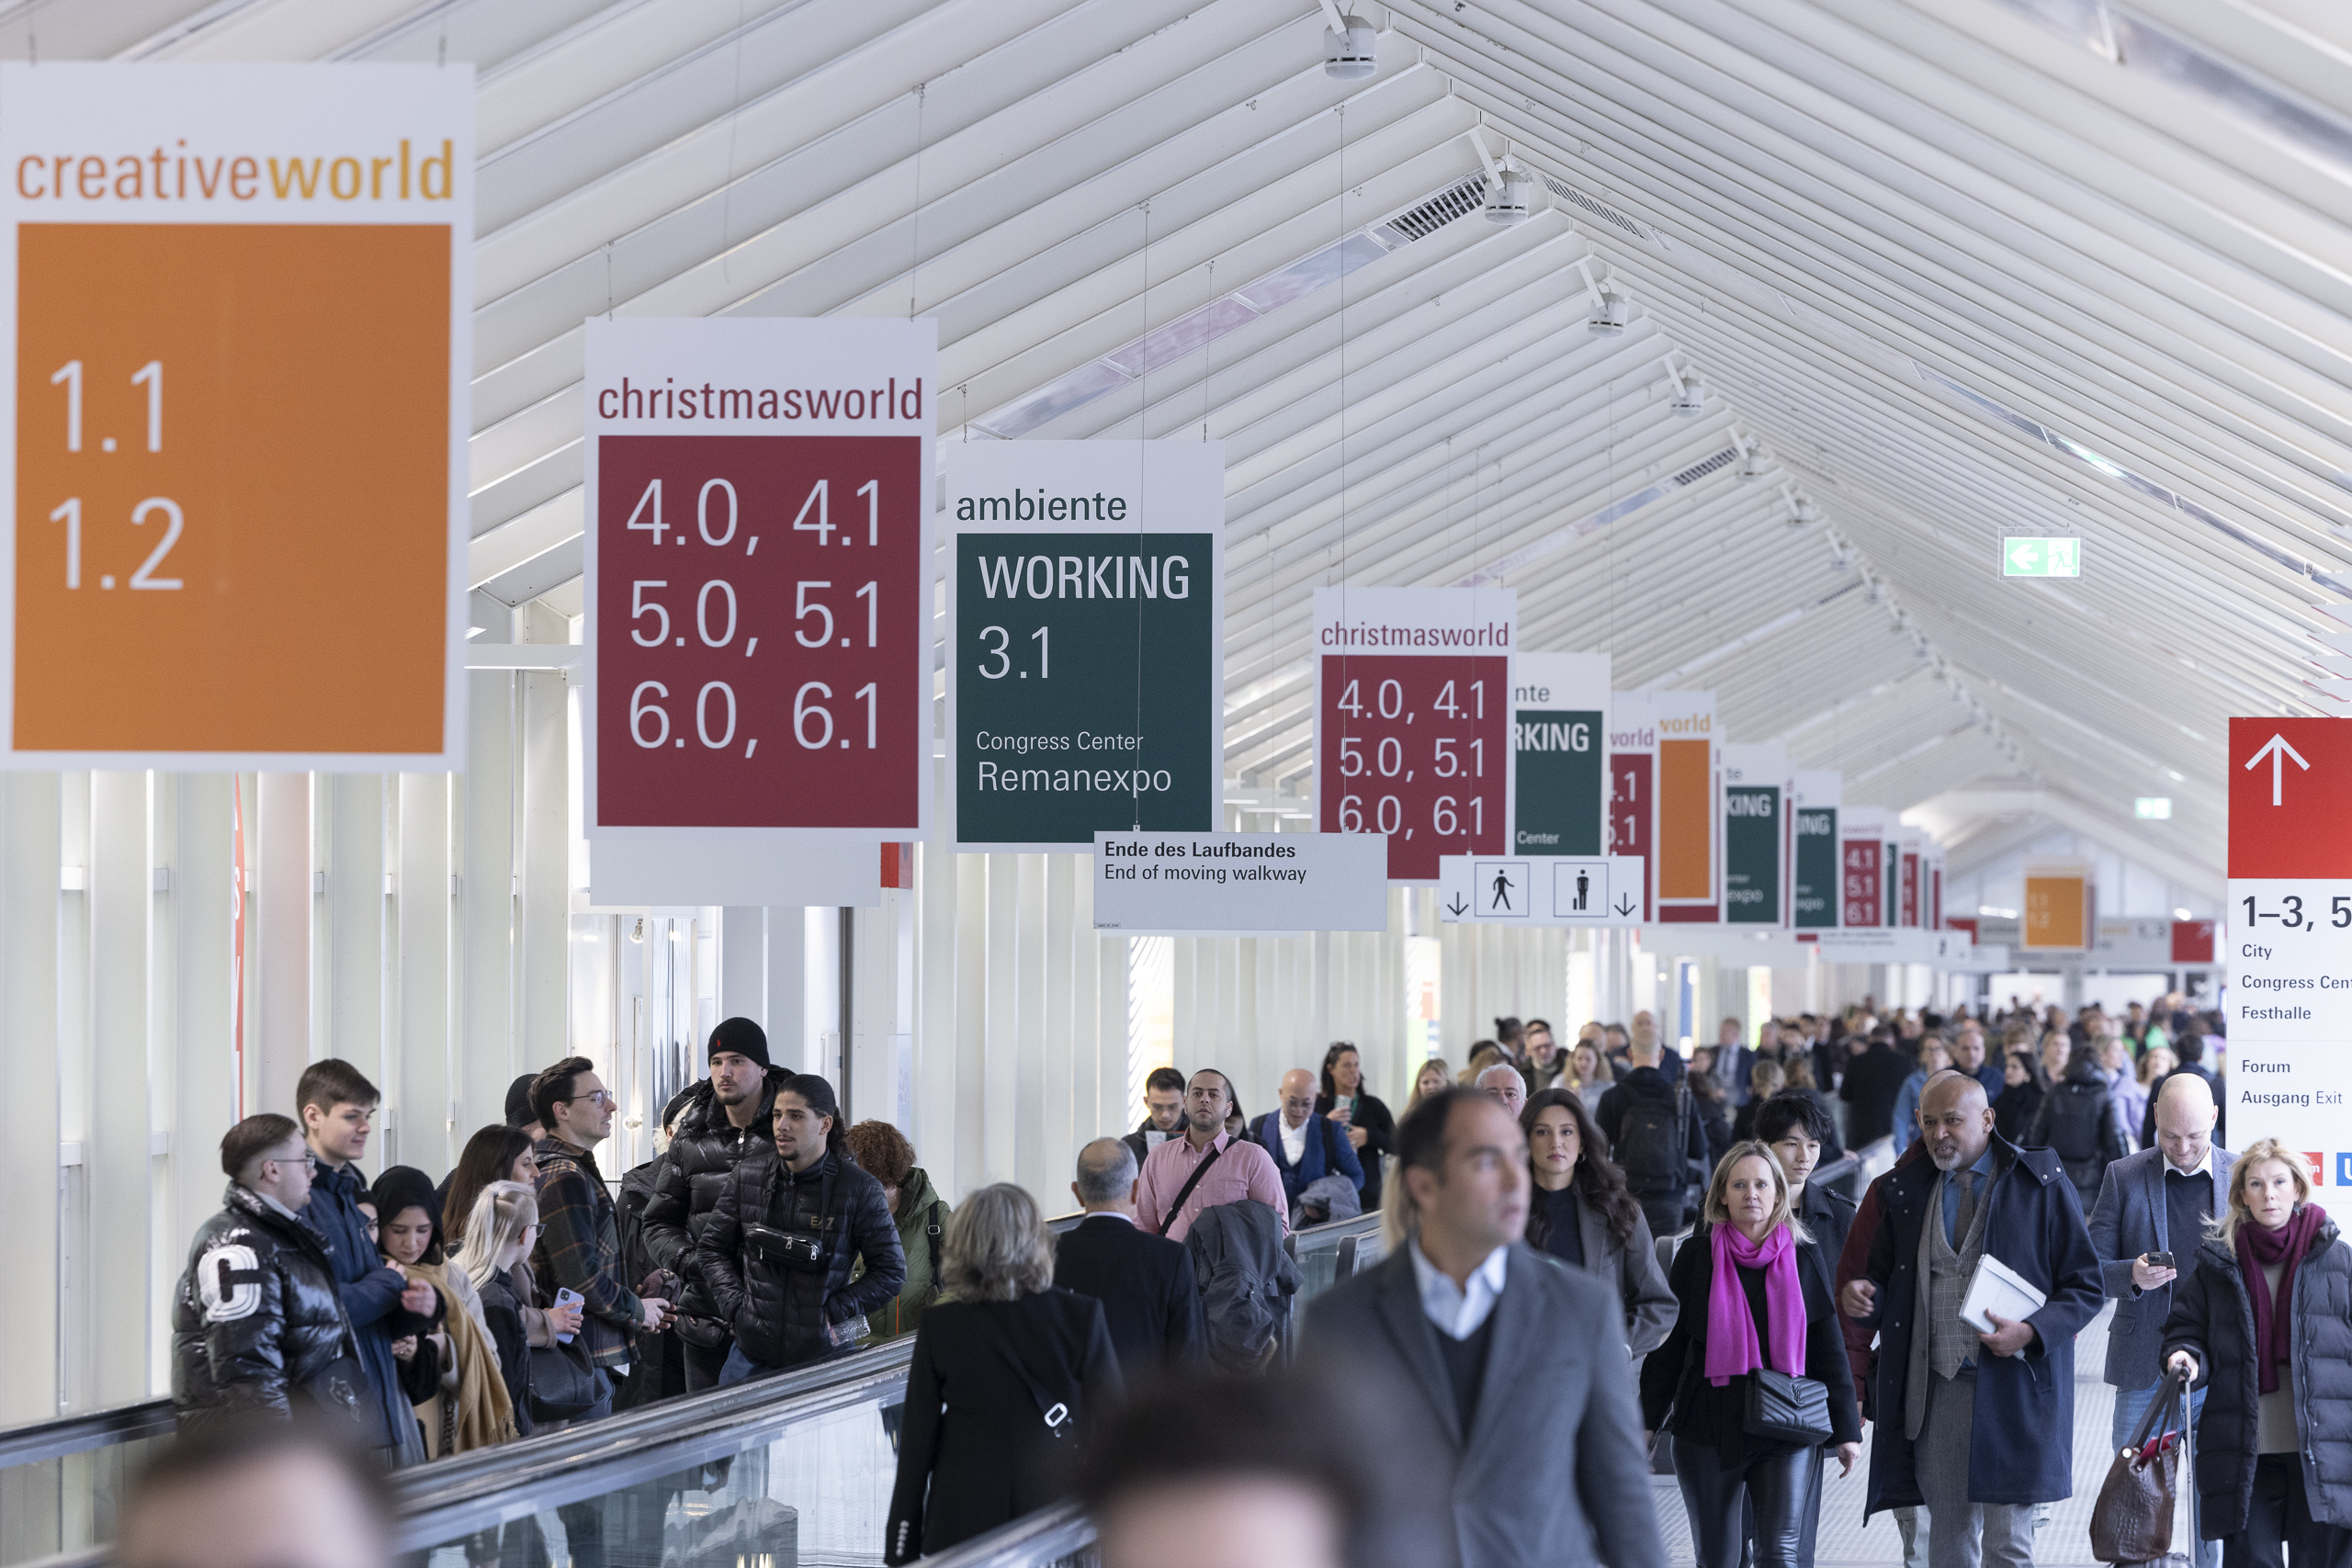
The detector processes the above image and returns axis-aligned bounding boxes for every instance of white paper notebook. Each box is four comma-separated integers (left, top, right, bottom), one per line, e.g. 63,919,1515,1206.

1959,1253,2047,1334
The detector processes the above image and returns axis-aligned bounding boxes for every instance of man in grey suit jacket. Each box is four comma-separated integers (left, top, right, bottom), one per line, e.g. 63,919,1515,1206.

1301,1087,1663,1568
2087,1072,2232,1568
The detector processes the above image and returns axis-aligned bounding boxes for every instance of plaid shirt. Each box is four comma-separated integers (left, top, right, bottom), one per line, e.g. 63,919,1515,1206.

532,1134,642,1371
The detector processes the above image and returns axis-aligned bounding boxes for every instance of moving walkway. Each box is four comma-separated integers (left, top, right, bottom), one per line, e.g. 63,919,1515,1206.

3,1211,1385,1568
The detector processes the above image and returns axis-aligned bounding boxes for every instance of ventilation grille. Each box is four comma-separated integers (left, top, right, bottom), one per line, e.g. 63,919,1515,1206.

1669,448,1738,487
1543,177,1653,242
1374,175,1487,244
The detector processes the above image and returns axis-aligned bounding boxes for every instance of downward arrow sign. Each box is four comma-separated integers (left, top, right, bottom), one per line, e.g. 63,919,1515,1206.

1614,895,1636,917
1446,896,1468,918
2245,732,2312,807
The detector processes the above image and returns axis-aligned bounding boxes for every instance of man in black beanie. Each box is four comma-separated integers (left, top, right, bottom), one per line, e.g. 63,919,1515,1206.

640,1017,784,1389
503,1073,541,1135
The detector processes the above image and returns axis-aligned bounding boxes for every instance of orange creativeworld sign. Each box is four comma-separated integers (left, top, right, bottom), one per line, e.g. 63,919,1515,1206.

0,63,471,769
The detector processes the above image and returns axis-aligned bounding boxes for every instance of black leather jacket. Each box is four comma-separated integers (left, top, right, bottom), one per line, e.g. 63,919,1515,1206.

171,1184,368,1433
641,1071,785,1329
698,1145,906,1371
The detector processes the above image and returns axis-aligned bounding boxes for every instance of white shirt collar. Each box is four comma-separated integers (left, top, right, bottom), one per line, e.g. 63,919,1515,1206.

1408,1239,1510,1340
1082,1210,1136,1225
2163,1146,2215,1180
1280,1114,1309,1162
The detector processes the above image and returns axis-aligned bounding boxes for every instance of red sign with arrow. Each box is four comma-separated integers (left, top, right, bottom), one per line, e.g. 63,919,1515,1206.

2229,717,2352,876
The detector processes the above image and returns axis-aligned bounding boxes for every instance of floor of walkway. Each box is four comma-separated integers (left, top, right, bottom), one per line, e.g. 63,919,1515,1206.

1653,1303,2189,1568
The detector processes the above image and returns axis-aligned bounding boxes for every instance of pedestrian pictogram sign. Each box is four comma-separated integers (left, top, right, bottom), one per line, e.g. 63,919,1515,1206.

1436,854,1644,926
2229,718,2352,877
2002,537,2081,577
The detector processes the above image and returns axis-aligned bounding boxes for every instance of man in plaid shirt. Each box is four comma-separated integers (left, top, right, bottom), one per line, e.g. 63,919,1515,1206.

532,1057,674,1393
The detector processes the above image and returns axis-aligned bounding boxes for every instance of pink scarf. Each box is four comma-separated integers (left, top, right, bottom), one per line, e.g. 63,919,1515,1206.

1703,1222,1808,1388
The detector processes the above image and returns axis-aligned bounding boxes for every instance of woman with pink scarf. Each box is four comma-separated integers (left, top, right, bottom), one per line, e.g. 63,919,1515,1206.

1640,1141,1861,1568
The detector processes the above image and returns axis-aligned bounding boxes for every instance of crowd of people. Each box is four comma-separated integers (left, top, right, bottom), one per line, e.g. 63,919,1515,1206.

166,987,2335,1568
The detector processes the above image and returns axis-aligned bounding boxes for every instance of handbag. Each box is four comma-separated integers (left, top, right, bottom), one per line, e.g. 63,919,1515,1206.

993,1342,1077,1442
1743,1368,1834,1446
2090,1366,2188,1565
529,1332,602,1423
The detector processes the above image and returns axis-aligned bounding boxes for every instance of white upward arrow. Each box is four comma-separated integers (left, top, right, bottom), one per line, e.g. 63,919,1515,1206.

2245,732,2311,807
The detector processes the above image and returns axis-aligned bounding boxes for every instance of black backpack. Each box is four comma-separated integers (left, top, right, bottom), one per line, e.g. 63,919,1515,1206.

1615,1081,1689,1195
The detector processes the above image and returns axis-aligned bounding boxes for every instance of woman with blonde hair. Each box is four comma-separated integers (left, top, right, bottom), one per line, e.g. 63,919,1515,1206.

1402,1056,1454,1120
1640,1143,1860,1568
452,1180,544,1439
2164,1140,2352,1566
884,1183,1121,1565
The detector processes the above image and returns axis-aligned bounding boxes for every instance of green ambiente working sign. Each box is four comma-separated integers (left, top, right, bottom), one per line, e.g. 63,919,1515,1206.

945,442,1224,851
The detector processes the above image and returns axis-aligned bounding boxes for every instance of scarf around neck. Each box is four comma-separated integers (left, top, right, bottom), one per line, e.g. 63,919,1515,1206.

1703,1222,1807,1387
2237,1202,2327,1395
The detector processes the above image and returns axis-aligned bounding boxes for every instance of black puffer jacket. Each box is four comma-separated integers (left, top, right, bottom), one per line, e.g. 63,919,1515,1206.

698,1144,907,1371
641,1070,785,1332
171,1184,368,1434
2163,1217,2352,1538
2028,1066,2128,1210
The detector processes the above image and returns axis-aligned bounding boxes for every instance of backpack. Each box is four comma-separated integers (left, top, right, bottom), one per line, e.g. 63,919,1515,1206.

2047,1084,2103,1163
1616,1080,1690,1195
1182,1201,1301,1373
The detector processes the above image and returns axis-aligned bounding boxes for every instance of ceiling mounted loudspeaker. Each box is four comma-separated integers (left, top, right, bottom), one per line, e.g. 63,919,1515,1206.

1588,288,1627,336
1669,383,1706,417
1323,13,1375,78
1484,167,1532,225
1737,448,1768,481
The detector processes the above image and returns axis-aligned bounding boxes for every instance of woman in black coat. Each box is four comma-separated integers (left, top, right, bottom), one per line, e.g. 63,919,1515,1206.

2029,1041,2129,1210
885,1183,1123,1565
1521,1089,1677,1355
1314,1043,1395,1213
2163,1139,2352,1567
1640,1142,1860,1568
1992,1049,2047,1145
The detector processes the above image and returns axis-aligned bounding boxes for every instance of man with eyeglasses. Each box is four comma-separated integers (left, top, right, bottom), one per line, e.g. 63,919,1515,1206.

172,1113,371,1438
298,1060,429,1468
530,1058,673,1415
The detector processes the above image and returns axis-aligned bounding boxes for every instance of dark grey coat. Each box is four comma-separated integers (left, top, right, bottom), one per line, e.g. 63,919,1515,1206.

2086,1145,2235,1391
2162,1218,2352,1537
1301,1242,1665,1568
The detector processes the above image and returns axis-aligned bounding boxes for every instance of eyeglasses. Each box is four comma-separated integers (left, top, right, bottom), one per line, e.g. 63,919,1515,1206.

565,1090,617,1109
268,1152,319,1172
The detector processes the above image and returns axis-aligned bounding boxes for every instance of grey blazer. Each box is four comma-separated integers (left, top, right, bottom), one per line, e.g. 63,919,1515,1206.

2086,1145,2235,1390
1301,1242,1664,1568
1568,1194,1679,1357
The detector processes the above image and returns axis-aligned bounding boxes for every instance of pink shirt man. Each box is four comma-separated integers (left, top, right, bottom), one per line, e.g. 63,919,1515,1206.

1135,1130,1289,1242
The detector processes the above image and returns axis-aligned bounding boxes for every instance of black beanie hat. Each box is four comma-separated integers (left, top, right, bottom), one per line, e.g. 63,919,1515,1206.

503,1073,538,1128
709,1016,771,1068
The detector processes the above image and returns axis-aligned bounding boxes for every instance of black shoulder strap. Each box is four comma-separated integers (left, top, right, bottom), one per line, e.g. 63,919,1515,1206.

1158,1142,1227,1236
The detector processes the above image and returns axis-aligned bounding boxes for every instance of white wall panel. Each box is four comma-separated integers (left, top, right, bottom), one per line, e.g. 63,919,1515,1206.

86,772,152,1410
0,774,60,1426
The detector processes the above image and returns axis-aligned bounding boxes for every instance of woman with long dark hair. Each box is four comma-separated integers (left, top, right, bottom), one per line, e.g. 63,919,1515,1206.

1314,1042,1395,1213
1521,1088,1677,1356
442,1124,538,1247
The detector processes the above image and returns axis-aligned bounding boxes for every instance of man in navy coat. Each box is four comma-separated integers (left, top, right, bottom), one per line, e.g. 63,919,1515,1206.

1254,1068,1364,1213
1841,1070,2101,1568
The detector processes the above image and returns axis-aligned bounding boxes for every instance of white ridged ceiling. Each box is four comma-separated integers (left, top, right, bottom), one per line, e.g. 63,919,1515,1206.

18,0,2351,897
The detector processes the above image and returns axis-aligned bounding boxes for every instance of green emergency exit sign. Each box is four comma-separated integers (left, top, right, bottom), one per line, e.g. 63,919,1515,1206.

2002,536,2081,577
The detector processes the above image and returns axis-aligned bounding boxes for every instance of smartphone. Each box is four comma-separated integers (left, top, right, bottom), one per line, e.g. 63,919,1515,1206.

2147,1251,2175,1269
554,1287,584,1344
